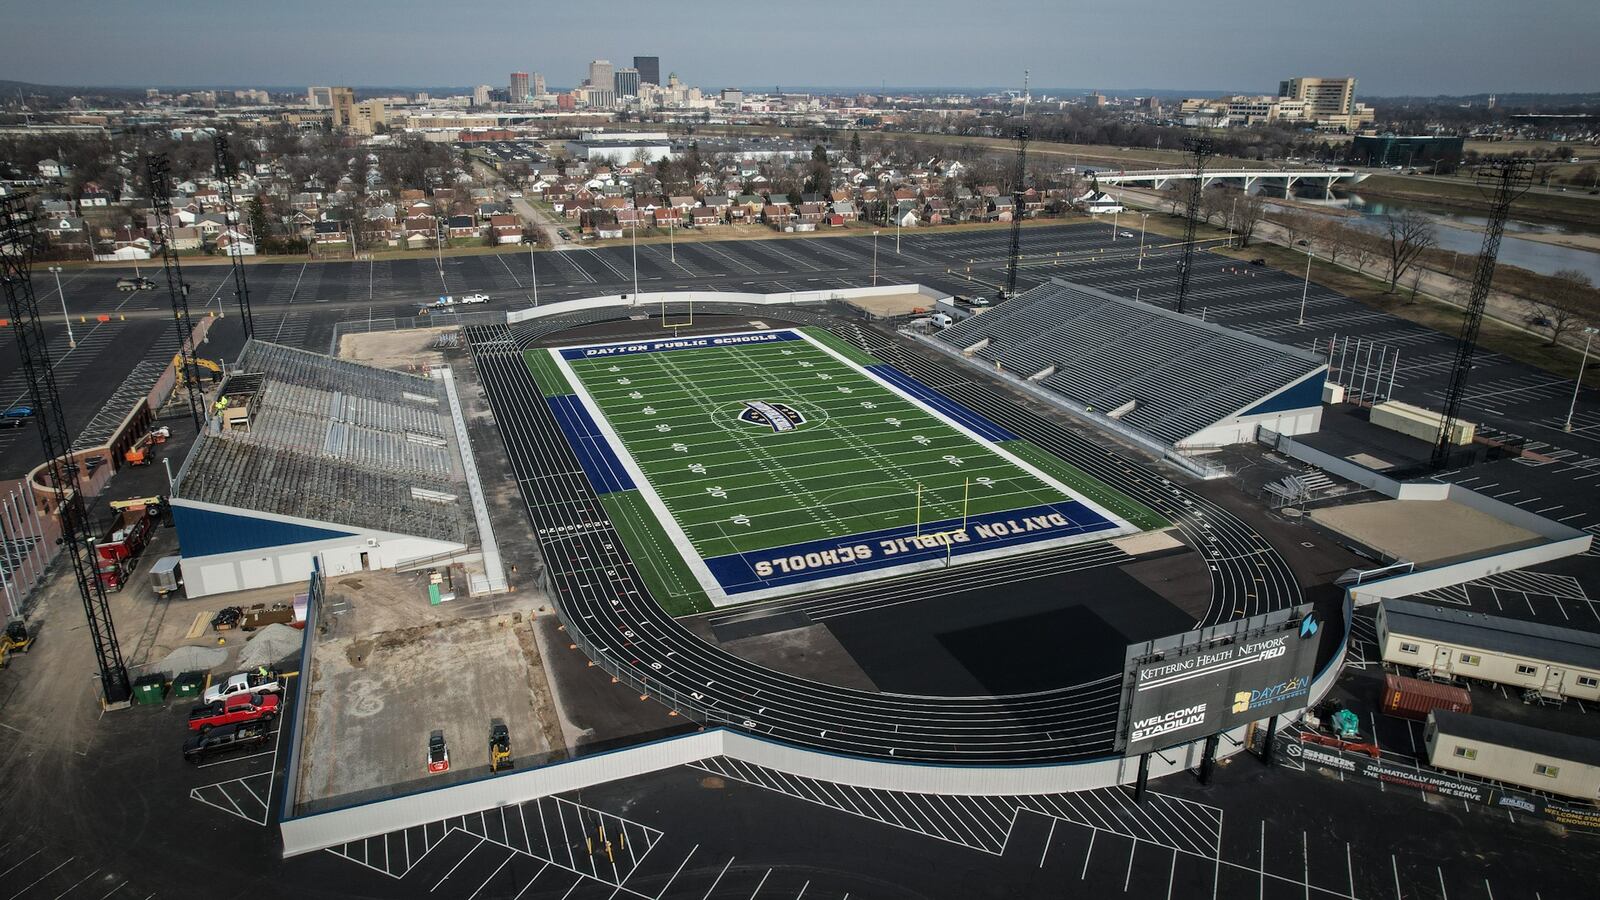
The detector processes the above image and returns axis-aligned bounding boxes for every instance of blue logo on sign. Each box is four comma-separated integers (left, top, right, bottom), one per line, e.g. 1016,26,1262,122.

1300,612,1320,640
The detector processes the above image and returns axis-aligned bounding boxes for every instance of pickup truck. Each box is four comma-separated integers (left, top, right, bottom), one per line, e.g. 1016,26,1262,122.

183,720,272,763
201,670,284,706
188,692,280,732
460,292,490,304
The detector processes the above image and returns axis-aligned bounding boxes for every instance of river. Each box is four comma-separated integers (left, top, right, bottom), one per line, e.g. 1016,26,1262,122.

1292,191,1600,282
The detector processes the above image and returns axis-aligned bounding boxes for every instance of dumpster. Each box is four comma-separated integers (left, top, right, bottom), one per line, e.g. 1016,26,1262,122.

131,674,167,705
171,671,205,699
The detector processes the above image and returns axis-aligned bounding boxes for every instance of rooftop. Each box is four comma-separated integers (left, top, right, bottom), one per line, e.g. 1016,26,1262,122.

173,340,475,545
1382,598,1600,672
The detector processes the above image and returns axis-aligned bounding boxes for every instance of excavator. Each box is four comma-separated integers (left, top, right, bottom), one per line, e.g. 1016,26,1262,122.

172,354,224,388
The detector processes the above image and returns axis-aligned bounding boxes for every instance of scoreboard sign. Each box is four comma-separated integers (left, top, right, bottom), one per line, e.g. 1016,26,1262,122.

1117,605,1322,756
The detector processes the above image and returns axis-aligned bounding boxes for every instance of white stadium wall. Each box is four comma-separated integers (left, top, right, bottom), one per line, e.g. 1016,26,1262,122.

171,499,465,598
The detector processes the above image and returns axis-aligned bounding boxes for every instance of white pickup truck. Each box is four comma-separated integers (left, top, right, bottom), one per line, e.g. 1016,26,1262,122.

202,670,285,706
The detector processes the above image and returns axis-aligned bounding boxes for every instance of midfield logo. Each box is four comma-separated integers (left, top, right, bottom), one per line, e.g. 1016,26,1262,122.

738,400,806,433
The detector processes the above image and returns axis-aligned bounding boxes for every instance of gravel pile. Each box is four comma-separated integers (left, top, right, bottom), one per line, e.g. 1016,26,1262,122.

151,645,228,679
237,623,305,669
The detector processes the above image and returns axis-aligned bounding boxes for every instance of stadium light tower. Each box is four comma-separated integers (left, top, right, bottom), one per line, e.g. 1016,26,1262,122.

1298,250,1313,325
872,230,880,286
46,266,73,348
529,242,539,307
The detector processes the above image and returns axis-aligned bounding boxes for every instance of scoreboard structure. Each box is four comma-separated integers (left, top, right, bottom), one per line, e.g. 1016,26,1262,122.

1116,604,1323,759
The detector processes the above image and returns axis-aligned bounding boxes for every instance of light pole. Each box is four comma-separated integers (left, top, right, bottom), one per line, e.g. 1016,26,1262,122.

1564,326,1598,432
1137,214,1148,270
669,219,675,263
529,241,539,307
896,209,901,253
1111,206,1119,240
47,266,74,348
630,220,639,300
1298,249,1314,325
872,230,879,286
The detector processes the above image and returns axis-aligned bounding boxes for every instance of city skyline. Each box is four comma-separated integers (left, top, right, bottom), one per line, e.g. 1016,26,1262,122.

0,0,1595,96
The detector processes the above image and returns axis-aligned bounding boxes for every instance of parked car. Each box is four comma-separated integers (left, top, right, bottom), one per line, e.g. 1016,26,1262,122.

201,669,284,706
183,720,272,763
188,692,280,732
460,293,490,304
2,406,33,418
1119,231,1134,238
1249,258,1267,267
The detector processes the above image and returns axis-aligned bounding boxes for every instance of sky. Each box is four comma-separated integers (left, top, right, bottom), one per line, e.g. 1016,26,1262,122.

2,0,1596,96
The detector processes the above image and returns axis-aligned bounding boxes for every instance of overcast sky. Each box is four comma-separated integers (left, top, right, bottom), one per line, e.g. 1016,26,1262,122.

3,0,1596,96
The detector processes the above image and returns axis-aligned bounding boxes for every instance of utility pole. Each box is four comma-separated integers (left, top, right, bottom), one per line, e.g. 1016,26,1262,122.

1174,136,1212,315
872,229,879,286
529,242,538,306
1431,160,1532,470
1137,214,1148,271
0,195,131,704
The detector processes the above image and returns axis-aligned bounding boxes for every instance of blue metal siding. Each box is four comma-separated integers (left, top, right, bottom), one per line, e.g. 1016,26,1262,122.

173,504,357,558
1241,370,1326,418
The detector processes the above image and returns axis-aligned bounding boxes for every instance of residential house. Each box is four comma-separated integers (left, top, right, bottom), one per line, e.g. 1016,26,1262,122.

762,204,793,228
690,205,721,227
448,214,478,239
215,230,256,257
796,202,826,225
1075,190,1124,214
489,214,523,244
314,220,348,244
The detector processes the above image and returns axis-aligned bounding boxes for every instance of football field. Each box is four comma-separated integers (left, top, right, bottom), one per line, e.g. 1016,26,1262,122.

539,327,1159,606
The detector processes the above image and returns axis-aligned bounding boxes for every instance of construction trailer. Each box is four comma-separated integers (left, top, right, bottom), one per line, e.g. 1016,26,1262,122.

1426,710,1600,802
1377,598,1600,702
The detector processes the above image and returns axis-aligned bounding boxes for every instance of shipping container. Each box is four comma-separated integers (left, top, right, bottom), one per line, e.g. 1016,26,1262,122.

1381,673,1472,720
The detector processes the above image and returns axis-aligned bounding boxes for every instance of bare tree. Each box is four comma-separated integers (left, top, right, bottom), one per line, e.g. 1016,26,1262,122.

1316,219,1352,266
1380,210,1437,292
1233,192,1268,247
1160,182,1185,215
1521,269,1597,346
1350,231,1379,274
1276,211,1314,250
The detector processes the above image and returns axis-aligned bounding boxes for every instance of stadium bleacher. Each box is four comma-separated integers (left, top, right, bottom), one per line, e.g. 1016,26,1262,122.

937,280,1325,447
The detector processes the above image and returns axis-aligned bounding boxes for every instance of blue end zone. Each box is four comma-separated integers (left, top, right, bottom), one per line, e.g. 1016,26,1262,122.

547,395,635,494
866,364,1018,443
703,501,1115,595
558,330,802,360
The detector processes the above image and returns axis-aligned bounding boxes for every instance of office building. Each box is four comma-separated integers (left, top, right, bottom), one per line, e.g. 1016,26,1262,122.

581,86,616,109
307,86,333,108
720,88,743,107
532,73,546,97
587,59,614,90
472,85,491,107
1349,135,1465,171
329,86,356,125
633,56,660,86
614,67,640,98
1279,76,1356,119
510,72,529,102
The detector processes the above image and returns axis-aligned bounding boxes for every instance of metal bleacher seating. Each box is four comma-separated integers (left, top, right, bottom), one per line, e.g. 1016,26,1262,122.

937,281,1324,446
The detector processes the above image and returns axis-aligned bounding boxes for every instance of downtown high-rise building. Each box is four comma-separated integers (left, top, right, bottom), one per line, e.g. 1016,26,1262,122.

614,67,640,97
510,71,529,101
587,59,614,90
632,56,660,86
532,73,546,96
472,85,491,106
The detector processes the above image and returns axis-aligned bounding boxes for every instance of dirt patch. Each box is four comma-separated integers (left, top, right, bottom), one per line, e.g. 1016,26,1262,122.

1310,499,1543,566
843,292,937,316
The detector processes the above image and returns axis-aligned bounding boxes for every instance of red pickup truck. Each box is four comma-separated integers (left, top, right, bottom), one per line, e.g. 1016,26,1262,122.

188,692,280,732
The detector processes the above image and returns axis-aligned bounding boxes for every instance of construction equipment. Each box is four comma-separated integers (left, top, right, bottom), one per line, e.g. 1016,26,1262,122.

427,729,450,773
122,427,169,467
0,621,35,667
171,354,223,388
489,720,513,772
109,495,165,513
92,507,157,591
